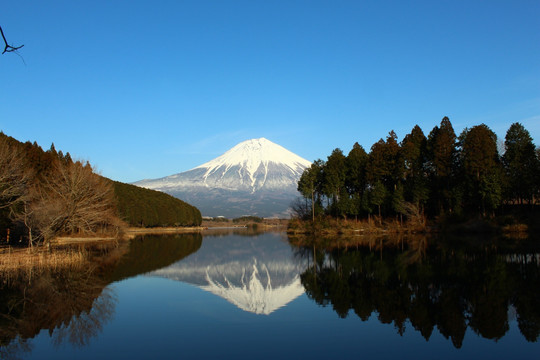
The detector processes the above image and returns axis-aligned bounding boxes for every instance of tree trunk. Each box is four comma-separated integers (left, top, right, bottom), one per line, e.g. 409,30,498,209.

311,190,315,222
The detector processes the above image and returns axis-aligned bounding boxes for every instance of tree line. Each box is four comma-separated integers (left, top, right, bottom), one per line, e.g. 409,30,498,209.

297,118,539,222
0,132,201,245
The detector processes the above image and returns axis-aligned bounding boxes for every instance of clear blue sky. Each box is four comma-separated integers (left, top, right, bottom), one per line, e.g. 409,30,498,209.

2,1,539,183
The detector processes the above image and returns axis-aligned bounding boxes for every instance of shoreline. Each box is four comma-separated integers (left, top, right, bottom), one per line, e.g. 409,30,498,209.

124,226,204,237
287,215,535,238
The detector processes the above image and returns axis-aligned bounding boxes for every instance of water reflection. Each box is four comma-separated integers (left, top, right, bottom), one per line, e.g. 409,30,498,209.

0,233,202,358
150,231,308,314
1,230,538,358
292,234,540,348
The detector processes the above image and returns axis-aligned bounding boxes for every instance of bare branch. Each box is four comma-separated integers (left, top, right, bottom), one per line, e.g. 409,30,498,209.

0,25,24,54
0,137,32,210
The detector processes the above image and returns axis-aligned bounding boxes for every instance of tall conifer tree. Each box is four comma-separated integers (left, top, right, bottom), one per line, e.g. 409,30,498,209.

503,122,538,205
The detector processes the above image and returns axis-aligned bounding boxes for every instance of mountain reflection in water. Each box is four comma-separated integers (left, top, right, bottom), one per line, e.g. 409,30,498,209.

293,234,540,348
150,231,308,315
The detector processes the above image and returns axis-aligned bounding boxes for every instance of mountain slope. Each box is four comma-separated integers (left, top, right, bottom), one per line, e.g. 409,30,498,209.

134,138,310,217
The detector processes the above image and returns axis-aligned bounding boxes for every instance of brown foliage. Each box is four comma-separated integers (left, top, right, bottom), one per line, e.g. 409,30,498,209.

25,161,124,242
0,137,32,211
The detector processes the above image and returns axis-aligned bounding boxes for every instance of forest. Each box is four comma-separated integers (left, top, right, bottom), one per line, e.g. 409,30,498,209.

0,132,201,246
296,118,539,227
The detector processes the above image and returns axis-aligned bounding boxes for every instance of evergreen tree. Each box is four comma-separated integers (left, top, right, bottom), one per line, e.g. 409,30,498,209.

345,143,368,217
298,161,323,221
502,122,538,205
370,180,387,218
401,125,429,209
366,138,387,185
323,149,347,216
385,130,403,190
427,117,457,215
459,124,502,216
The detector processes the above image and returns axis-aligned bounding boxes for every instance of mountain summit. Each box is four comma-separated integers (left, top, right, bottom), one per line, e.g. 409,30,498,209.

134,138,311,217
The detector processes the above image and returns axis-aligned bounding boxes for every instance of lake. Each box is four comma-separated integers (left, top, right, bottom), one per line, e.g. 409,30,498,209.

1,230,539,359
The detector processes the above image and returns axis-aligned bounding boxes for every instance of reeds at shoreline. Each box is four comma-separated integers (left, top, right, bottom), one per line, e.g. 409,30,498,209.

0,246,89,280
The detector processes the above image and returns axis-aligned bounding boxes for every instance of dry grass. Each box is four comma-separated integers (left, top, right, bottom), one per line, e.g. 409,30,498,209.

123,226,204,239
287,216,427,236
0,246,88,280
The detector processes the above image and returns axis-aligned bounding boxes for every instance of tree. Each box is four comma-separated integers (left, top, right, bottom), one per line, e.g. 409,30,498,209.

298,161,323,221
346,143,368,219
459,124,502,216
366,138,388,186
367,131,402,191
427,117,457,215
322,149,347,216
401,125,429,209
0,135,32,211
28,160,123,242
370,180,387,218
384,130,403,190
502,123,539,206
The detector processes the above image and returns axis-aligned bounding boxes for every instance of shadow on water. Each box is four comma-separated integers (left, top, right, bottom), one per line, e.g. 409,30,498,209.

292,233,540,348
0,233,202,359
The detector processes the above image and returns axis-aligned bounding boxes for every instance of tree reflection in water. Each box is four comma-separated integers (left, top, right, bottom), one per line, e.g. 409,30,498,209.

0,233,202,359
293,234,540,348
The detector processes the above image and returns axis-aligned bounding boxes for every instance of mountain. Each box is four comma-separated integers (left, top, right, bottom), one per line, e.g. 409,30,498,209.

134,138,311,218
149,232,308,315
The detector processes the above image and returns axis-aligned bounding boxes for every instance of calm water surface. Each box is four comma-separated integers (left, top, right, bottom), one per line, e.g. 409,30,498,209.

1,230,539,359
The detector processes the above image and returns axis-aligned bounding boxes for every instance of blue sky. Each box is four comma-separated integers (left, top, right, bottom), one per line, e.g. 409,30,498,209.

1,1,539,183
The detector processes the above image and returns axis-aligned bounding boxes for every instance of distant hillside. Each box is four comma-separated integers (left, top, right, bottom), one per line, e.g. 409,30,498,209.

112,181,201,227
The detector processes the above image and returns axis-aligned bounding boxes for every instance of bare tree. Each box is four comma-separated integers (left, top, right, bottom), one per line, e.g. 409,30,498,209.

28,160,124,242
0,136,32,212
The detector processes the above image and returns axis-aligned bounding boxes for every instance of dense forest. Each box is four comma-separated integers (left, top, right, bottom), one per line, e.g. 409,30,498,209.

112,181,201,228
0,132,201,245
296,118,539,225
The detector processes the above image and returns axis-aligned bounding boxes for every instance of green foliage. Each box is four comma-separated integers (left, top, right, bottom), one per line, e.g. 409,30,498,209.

427,117,458,214
369,180,388,217
346,144,368,190
459,124,502,215
322,149,347,212
295,118,538,223
112,181,201,227
503,122,539,205
401,125,429,208
298,160,324,221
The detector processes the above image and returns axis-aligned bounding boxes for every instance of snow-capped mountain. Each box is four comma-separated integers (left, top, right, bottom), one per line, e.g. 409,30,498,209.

134,138,311,217
149,232,308,315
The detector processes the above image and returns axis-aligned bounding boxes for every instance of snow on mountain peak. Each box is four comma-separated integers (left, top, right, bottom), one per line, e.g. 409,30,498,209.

193,137,311,190
195,138,309,172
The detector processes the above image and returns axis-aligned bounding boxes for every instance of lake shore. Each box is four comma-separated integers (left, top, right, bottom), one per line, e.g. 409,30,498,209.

287,214,536,239
123,226,204,238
